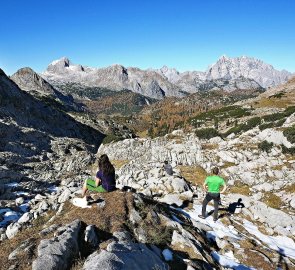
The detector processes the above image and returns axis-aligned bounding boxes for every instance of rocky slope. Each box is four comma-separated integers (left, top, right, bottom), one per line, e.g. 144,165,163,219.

0,68,104,190
11,67,83,112
41,56,292,99
1,123,295,269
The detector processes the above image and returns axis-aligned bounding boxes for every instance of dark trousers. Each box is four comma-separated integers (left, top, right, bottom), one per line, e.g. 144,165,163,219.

202,192,220,220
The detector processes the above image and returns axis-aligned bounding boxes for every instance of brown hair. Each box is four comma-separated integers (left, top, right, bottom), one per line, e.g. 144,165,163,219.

212,167,219,175
98,154,115,176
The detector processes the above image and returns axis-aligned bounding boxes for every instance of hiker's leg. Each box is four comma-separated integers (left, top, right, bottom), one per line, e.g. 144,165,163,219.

81,180,88,197
202,193,212,217
213,194,220,220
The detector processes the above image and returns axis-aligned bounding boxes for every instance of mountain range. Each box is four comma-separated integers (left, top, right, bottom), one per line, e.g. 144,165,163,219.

41,56,293,99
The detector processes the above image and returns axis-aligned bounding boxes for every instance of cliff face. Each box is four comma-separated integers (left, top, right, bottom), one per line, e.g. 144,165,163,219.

0,68,104,185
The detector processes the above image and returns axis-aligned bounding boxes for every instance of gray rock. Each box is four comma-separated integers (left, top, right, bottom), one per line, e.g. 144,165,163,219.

32,219,81,270
15,197,25,205
40,224,60,236
171,229,205,260
134,227,147,243
84,225,99,247
8,238,34,260
129,208,142,225
18,212,32,224
6,223,21,239
83,241,167,270
58,188,72,203
113,231,132,243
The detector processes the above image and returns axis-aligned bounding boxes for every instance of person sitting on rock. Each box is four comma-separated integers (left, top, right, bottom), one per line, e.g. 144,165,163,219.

81,154,116,198
163,160,173,176
198,167,227,222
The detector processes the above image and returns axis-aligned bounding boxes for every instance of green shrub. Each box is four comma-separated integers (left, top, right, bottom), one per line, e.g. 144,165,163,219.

269,92,285,99
195,128,219,139
258,141,273,153
102,134,124,144
262,113,285,122
223,117,261,136
283,125,295,144
259,118,286,131
283,106,295,117
246,117,262,129
190,105,251,127
281,145,295,155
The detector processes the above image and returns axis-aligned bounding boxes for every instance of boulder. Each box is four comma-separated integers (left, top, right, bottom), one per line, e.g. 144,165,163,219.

18,212,32,224
83,241,167,270
32,219,81,270
6,223,21,239
58,188,72,203
84,225,99,248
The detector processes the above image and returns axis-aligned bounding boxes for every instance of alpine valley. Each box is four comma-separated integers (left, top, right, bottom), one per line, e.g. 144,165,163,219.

0,55,295,270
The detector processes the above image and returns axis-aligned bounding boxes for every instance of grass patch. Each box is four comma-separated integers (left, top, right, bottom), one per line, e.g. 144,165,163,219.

177,165,208,186
284,183,295,193
262,192,282,209
221,162,236,169
53,191,133,233
255,97,293,108
201,143,219,150
111,159,129,169
102,134,124,144
229,181,251,196
0,211,55,270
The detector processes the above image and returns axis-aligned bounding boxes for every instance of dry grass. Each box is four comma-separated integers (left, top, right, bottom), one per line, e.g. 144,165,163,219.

221,162,236,169
137,130,148,138
262,192,282,209
171,242,203,260
228,181,251,196
166,134,183,140
177,165,208,186
284,183,295,193
254,97,294,108
111,159,129,170
0,211,55,270
201,143,218,150
236,249,275,270
271,164,285,170
53,191,133,233
0,191,133,270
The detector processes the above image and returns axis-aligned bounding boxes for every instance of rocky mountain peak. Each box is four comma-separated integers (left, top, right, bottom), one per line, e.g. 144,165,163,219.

207,55,292,88
41,56,293,99
11,67,56,95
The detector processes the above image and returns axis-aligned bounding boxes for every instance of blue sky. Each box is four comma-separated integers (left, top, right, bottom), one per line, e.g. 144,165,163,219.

0,0,294,75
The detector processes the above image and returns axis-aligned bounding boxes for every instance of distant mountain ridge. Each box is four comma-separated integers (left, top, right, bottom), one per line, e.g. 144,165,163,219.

41,56,293,99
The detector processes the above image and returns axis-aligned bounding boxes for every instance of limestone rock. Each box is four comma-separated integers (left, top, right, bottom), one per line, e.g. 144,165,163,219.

32,219,81,270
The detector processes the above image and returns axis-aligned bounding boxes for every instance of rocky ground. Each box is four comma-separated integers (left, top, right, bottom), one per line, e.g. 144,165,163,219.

1,122,295,269
1,66,295,269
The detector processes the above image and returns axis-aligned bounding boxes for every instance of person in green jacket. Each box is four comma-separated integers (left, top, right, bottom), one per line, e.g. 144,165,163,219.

198,167,227,221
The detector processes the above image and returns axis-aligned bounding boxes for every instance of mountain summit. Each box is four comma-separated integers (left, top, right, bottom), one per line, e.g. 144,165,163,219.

41,56,293,99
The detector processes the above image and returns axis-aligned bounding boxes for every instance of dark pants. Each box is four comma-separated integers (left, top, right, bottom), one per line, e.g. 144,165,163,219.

202,192,220,220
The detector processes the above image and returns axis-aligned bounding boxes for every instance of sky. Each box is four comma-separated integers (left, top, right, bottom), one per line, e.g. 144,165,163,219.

0,0,295,75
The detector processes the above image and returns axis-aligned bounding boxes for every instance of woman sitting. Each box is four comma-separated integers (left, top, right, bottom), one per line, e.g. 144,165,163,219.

81,154,116,197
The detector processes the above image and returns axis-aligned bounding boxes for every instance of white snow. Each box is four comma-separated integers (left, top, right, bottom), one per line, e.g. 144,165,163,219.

0,210,21,227
5,182,19,187
212,251,254,270
243,220,295,259
185,204,241,240
47,185,58,193
162,248,173,261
